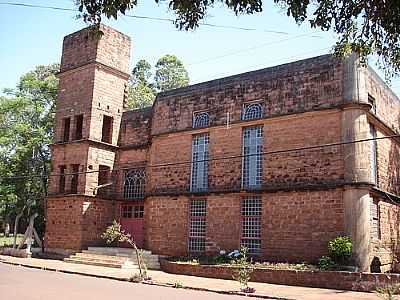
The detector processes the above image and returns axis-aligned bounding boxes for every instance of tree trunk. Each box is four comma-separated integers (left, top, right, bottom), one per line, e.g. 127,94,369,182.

13,209,25,249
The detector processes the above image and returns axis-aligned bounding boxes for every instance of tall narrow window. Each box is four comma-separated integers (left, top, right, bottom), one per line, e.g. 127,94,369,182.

59,165,66,194
242,126,263,189
74,114,83,140
188,199,207,253
191,133,209,192
242,102,263,120
70,164,79,194
62,117,71,142
241,196,262,254
193,112,210,128
371,199,381,239
98,165,110,186
369,124,377,185
368,95,376,114
124,169,145,199
102,115,113,143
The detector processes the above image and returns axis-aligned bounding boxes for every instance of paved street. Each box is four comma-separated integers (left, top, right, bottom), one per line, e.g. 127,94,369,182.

0,264,250,300
0,256,381,300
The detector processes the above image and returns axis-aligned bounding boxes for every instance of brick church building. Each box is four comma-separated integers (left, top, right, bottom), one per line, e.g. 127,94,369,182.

45,25,400,272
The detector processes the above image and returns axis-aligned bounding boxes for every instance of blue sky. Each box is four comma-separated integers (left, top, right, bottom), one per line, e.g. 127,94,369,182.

1,0,400,95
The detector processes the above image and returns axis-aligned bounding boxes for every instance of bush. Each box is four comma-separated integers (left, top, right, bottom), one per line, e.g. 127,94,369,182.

328,236,352,265
318,256,335,270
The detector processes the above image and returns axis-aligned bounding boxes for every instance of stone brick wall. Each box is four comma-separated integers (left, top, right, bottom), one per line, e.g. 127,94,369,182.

376,128,400,195
145,195,189,256
366,67,400,133
45,196,116,250
146,189,344,262
370,194,400,272
55,66,95,143
119,107,152,147
151,55,343,136
160,260,400,292
147,109,344,194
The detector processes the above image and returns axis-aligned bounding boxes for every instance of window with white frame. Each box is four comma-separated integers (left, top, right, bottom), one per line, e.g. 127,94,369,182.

191,133,209,192
241,196,262,254
242,102,263,120
370,199,380,239
369,124,377,185
193,111,210,128
188,199,207,253
123,169,146,199
242,126,263,189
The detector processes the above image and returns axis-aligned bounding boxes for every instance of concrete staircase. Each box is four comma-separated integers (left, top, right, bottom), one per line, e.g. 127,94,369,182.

64,247,161,270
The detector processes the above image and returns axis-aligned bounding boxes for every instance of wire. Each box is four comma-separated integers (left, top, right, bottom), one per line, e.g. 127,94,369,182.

1,134,399,180
0,2,302,35
187,33,323,66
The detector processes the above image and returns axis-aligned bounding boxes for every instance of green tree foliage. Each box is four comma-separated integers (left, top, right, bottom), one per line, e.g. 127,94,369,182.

155,54,189,92
76,0,400,78
126,56,189,109
0,64,59,235
126,59,156,109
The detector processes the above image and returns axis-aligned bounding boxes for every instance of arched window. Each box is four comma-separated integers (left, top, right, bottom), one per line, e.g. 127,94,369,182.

242,103,263,120
193,112,210,128
123,169,145,199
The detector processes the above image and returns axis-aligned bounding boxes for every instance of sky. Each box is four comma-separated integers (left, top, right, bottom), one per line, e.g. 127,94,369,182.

1,0,400,95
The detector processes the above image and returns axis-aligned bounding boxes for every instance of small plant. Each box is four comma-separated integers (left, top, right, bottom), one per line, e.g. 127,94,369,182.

328,236,352,265
231,247,255,293
129,273,143,283
173,281,183,288
376,284,400,300
318,256,335,270
102,220,148,280
213,250,234,264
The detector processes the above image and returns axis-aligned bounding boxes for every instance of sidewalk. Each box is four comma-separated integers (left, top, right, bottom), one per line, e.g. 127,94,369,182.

0,255,380,300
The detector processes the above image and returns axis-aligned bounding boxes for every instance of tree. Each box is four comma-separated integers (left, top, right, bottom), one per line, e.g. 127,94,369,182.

0,64,59,236
125,56,189,109
76,0,400,78
126,59,156,109
154,55,189,92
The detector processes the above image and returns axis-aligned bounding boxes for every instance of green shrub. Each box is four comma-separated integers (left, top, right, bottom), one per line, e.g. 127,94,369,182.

328,236,352,264
231,247,254,289
318,256,335,270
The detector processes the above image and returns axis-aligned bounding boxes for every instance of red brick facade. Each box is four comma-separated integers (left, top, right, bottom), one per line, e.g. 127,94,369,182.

45,25,400,272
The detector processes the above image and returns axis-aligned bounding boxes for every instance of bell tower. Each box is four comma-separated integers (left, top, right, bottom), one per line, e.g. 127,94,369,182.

45,25,131,250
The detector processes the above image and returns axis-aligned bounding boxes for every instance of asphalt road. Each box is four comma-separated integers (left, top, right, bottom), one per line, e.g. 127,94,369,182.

0,263,250,300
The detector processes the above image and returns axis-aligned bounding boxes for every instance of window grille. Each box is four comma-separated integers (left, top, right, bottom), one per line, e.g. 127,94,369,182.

241,196,262,254
371,199,381,239
121,205,144,218
242,102,263,120
193,112,210,128
124,169,146,199
188,199,207,253
191,134,209,192
369,124,377,185
242,126,263,189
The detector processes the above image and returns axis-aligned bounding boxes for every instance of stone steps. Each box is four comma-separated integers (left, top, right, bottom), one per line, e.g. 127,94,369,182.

64,247,161,270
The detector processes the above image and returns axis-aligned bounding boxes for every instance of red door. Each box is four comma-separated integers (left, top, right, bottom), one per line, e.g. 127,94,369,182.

120,203,144,248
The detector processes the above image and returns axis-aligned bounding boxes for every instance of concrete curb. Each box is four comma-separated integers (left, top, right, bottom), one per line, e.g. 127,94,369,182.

0,259,292,300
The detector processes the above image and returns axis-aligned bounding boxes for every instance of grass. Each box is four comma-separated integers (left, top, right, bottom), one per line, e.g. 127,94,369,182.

0,233,24,247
